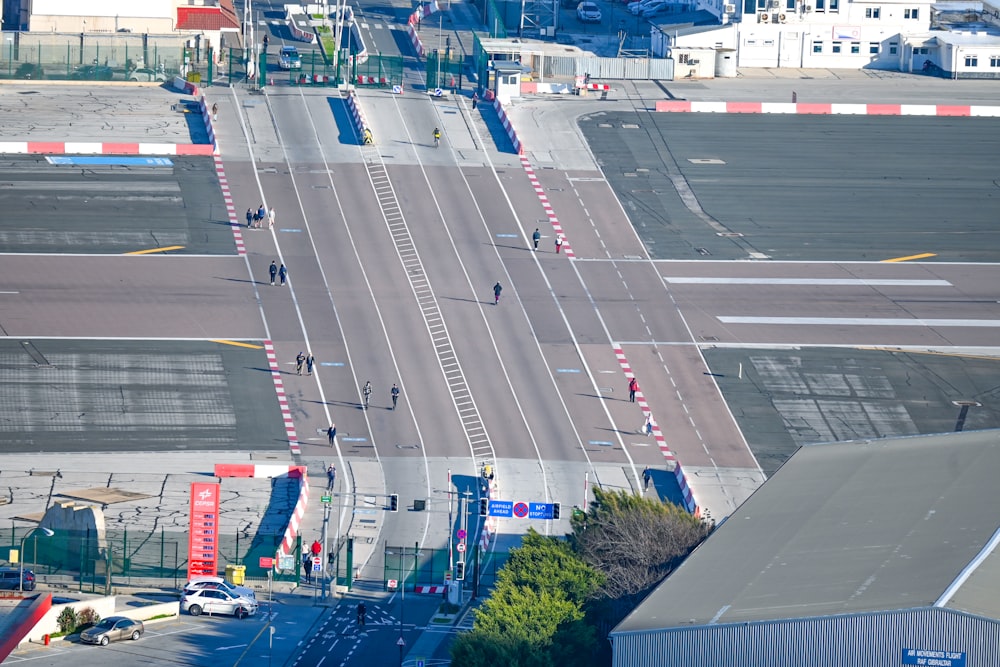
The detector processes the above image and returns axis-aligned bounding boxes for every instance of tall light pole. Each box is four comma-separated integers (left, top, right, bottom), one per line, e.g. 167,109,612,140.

19,526,54,593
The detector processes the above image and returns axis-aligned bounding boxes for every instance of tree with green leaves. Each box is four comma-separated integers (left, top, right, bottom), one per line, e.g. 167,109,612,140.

450,529,603,667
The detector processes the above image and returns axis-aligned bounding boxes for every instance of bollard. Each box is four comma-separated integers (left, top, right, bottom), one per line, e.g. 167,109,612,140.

43,634,50,646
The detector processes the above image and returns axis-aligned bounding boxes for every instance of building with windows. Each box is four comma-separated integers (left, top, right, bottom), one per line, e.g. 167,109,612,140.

651,0,1000,75
610,429,1000,667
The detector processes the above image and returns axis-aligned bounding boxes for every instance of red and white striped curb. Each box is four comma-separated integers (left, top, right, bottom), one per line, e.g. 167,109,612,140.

264,340,302,456
0,141,214,155
520,155,574,259
655,100,1000,116
213,155,246,256
492,98,523,155
414,585,447,594
612,344,699,515
278,468,309,559
580,83,611,91
407,24,424,58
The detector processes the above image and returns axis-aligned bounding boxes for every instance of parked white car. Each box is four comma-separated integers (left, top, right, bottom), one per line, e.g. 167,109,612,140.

640,1,667,16
629,0,659,14
576,1,602,21
180,587,258,617
184,575,256,600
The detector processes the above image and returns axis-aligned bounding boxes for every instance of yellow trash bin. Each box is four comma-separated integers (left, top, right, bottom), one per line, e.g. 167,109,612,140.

225,564,246,585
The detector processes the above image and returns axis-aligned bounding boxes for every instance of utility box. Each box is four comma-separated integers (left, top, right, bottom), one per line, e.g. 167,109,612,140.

225,564,246,585
413,498,426,511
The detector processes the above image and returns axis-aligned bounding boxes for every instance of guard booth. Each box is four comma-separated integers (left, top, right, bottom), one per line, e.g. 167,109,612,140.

490,60,525,103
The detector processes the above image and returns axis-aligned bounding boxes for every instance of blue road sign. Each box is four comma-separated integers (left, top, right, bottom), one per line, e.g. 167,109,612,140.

488,500,513,517
513,502,529,518
529,502,554,519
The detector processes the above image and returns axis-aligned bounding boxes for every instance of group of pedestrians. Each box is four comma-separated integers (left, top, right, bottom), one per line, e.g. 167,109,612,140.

529,228,564,253
268,260,288,286
295,351,315,375
357,380,402,411
247,204,276,229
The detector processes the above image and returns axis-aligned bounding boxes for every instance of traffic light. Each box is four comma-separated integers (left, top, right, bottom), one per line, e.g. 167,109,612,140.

552,502,561,520
479,498,489,517
455,561,465,580
389,494,399,512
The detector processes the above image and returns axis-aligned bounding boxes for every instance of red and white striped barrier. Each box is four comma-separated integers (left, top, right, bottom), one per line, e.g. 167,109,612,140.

346,91,373,143
0,141,214,155
172,76,200,97
414,585,447,594
579,82,610,91
407,24,425,58
278,468,309,560
407,0,439,25
612,344,699,515
655,100,1000,116
214,464,305,478
356,75,389,86
199,96,220,155
492,98,522,155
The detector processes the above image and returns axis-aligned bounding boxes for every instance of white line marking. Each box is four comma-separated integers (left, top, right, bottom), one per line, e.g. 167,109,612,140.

718,316,1000,327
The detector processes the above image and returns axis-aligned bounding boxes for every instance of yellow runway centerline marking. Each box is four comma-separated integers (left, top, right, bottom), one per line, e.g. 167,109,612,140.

210,340,263,349
881,252,937,263
124,246,186,255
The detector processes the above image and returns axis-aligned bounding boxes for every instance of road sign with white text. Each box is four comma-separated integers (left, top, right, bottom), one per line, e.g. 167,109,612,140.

529,502,555,519
487,499,513,517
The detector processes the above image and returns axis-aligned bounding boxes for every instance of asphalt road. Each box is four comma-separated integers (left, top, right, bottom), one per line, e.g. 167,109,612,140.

4,13,1000,666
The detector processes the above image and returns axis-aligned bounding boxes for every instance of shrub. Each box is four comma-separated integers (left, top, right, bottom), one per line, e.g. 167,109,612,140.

56,607,78,634
76,607,100,628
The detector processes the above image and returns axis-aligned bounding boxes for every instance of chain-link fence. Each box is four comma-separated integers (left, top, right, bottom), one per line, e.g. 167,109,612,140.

425,49,464,92
282,51,404,88
382,543,509,593
0,525,290,593
0,32,202,82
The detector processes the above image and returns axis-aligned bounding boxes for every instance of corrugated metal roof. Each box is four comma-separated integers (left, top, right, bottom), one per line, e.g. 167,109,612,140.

613,429,1000,633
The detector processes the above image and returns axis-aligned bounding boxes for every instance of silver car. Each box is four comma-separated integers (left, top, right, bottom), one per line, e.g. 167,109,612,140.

180,588,258,617
80,616,144,645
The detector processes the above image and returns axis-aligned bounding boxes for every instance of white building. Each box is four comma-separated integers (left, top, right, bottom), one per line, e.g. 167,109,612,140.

651,0,1000,76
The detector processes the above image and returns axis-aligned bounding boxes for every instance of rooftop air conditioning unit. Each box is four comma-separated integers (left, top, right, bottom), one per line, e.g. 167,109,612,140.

759,11,769,20
769,1,780,8
724,3,736,12
803,4,812,10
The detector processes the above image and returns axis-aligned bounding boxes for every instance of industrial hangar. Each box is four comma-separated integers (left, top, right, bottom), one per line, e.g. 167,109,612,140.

611,429,1000,667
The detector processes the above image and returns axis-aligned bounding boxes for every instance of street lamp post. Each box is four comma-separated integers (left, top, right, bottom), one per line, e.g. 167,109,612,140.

19,526,54,593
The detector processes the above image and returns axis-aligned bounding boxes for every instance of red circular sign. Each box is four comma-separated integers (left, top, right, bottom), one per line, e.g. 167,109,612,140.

513,502,529,517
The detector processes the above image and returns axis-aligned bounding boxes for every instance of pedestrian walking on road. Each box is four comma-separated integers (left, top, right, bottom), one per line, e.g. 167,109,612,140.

247,208,254,229
306,353,315,375
327,423,337,445
391,384,400,410
211,103,218,121
472,91,479,109
302,552,312,583
555,235,563,254
642,466,651,490
327,464,337,490
296,352,306,375
493,281,503,305
257,204,266,225
629,377,638,403
269,261,278,285
362,381,372,409
644,413,654,437
357,601,367,627
532,228,541,250
268,207,276,229
279,263,288,286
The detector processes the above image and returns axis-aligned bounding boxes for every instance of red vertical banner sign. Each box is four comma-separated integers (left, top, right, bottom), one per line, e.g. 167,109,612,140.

188,482,221,579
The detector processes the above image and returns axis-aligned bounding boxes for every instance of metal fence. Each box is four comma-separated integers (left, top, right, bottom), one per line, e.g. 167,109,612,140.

0,525,291,594
381,544,509,593
283,50,404,87
425,49,465,91
0,32,199,81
